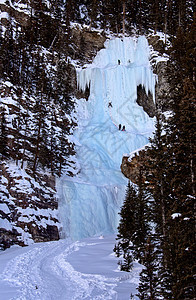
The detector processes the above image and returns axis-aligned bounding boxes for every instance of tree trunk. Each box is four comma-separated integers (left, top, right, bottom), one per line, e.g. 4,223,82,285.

189,140,195,195
122,1,126,35
21,120,28,169
32,116,41,174
164,0,169,44
32,91,43,174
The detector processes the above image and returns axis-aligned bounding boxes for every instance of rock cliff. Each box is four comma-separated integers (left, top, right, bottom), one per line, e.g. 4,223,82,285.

0,1,106,249
0,0,170,249
122,35,171,181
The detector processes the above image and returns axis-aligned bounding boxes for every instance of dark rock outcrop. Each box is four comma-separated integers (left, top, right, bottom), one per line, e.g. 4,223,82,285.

148,35,171,112
0,161,60,250
137,85,155,117
135,35,171,118
121,150,149,183
72,27,106,100
0,3,30,27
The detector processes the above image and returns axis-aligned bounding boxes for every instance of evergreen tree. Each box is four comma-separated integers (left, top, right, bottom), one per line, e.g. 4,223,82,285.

21,110,31,169
137,237,159,300
155,20,195,298
0,107,8,158
132,168,151,263
89,0,98,30
147,112,173,273
114,181,137,271
115,174,150,270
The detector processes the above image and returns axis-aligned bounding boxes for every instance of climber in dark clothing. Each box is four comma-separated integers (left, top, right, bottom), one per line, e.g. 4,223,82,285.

108,101,113,108
122,125,125,131
118,59,120,65
119,124,121,130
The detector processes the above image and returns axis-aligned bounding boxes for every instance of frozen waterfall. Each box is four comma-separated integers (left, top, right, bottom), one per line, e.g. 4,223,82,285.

58,36,156,240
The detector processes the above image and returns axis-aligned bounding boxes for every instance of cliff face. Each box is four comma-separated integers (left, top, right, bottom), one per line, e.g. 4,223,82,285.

0,1,107,249
0,161,59,249
122,36,171,182
0,74,64,249
136,34,170,117
72,27,106,99
149,35,171,112
121,150,150,183
0,0,171,249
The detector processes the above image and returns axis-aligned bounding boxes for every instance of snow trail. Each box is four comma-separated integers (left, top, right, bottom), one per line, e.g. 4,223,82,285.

0,236,141,299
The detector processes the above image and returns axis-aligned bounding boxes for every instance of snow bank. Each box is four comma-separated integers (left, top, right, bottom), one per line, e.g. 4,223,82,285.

0,235,141,299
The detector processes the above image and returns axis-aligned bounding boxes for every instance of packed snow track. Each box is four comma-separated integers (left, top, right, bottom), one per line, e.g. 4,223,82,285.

0,236,141,299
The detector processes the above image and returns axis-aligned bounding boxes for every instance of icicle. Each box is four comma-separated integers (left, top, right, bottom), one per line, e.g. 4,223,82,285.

65,36,157,239
62,36,157,241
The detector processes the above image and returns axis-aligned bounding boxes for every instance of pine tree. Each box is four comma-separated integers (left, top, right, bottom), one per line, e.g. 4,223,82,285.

89,0,98,30
32,62,49,174
2,18,15,81
137,237,159,300
156,19,196,299
147,112,173,270
114,181,137,271
21,111,30,169
0,107,8,158
158,263,174,300
115,174,150,270
132,167,150,263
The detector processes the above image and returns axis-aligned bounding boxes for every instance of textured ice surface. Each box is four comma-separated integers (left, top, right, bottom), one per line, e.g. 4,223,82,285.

58,36,155,240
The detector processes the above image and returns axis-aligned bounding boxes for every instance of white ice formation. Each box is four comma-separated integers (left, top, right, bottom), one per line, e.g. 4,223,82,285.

58,36,156,240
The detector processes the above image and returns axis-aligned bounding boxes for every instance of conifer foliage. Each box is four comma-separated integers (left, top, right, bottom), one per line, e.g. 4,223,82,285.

114,178,150,271
0,107,8,158
0,1,76,177
163,21,196,299
115,15,195,299
137,237,158,300
114,181,137,271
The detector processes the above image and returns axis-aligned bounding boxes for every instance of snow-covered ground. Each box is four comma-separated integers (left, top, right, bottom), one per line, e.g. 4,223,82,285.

0,235,141,299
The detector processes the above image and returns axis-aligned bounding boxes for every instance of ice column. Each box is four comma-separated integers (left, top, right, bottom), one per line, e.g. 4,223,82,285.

59,36,156,240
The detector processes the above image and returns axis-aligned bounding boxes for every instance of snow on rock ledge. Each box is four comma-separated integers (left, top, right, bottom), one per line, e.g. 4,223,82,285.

0,161,60,250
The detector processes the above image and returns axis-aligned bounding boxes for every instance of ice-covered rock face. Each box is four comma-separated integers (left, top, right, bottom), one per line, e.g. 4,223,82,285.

58,36,155,240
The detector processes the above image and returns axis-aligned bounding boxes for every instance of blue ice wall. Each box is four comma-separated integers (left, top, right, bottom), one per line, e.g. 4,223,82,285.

58,36,156,240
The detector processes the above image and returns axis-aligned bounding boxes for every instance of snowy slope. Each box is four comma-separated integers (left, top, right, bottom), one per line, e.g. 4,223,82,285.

58,36,155,240
0,235,141,300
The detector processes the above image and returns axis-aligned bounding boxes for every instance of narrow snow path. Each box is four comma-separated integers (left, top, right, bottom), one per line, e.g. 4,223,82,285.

0,236,141,300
